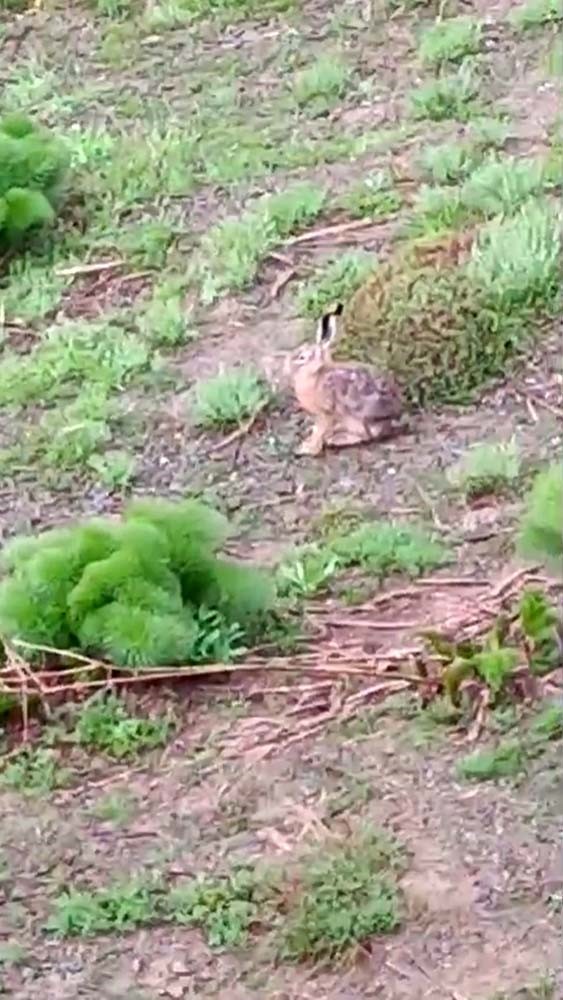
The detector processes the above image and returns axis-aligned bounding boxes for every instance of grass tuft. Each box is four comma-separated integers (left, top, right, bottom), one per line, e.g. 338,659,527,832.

280,830,402,962
0,746,69,794
510,0,563,30
74,694,171,758
418,16,482,67
293,55,351,109
447,438,521,498
518,464,563,571
409,67,481,122
296,252,375,318
197,183,326,302
191,366,271,429
456,739,526,781
338,170,403,219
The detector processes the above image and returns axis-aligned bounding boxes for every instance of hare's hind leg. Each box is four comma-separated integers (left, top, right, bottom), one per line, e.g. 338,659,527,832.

296,414,333,456
325,415,371,448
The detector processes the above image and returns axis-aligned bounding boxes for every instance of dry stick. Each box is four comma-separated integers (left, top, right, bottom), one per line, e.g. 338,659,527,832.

285,217,376,247
269,268,296,300
524,392,563,420
55,260,124,278
206,401,269,455
323,617,424,630
490,566,541,599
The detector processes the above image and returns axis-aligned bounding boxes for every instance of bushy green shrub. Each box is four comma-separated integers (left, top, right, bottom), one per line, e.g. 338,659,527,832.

0,498,275,668
518,464,563,572
0,114,68,250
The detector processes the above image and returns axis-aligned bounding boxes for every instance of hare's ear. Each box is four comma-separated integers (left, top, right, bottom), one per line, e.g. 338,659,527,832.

317,304,342,348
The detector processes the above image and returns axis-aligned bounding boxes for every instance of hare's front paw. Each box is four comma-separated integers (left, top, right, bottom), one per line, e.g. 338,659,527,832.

296,432,324,456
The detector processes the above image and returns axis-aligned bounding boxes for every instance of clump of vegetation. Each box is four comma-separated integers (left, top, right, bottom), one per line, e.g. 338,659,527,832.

518,588,562,675
0,498,275,668
74,694,171,758
518,464,563,572
510,0,563,31
196,183,327,302
0,746,69,794
191,366,271,429
341,201,561,406
457,739,526,781
447,438,521,498
46,878,160,936
292,55,351,109
338,170,403,219
418,15,482,67
296,252,375,318
409,67,481,122
280,830,402,961
278,520,448,599
419,140,482,184
167,866,265,947
0,114,68,250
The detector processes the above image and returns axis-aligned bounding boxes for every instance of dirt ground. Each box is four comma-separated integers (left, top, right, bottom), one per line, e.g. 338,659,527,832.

1,0,562,997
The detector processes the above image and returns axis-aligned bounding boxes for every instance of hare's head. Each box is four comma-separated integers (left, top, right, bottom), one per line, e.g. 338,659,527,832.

284,303,344,377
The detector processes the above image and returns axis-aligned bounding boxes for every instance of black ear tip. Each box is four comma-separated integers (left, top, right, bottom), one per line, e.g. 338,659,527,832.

334,302,344,316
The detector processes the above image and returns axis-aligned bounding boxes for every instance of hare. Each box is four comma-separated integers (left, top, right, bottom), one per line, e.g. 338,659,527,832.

285,304,403,456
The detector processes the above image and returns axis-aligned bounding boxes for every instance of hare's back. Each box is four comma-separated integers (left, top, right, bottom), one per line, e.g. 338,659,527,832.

325,365,402,420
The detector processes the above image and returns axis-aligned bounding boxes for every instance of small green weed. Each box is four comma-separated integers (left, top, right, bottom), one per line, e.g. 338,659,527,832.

74,694,171,759
47,878,158,936
468,198,562,311
280,830,402,961
409,67,482,122
447,438,521,498
0,941,26,967
139,279,194,348
0,747,69,794
408,184,468,237
338,171,403,219
418,16,482,67
92,0,134,16
118,219,176,268
518,588,562,674
276,547,339,599
32,388,116,473
296,252,375,318
91,791,137,824
329,521,449,579
518,464,563,572
1,257,65,323
167,866,264,948
197,183,326,302
529,702,563,742
510,0,563,30
419,141,482,184
491,974,557,999
460,155,552,218
191,366,271,430
88,450,136,490
456,739,526,781
292,55,351,109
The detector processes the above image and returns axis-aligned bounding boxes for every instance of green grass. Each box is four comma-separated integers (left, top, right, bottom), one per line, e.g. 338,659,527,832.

447,438,521,498
46,878,160,936
73,694,172,758
456,739,526,781
195,182,326,303
278,521,449,599
460,155,554,217
29,387,117,474
409,67,482,122
467,198,562,311
191,366,272,429
296,252,375,318
292,55,351,109
0,320,150,408
418,16,482,67
510,0,563,30
529,702,563,742
88,449,136,490
0,747,69,794
338,171,403,219
280,830,402,961
91,791,137,824
0,257,66,323
518,464,563,571
408,184,468,236
419,140,483,184
138,278,195,348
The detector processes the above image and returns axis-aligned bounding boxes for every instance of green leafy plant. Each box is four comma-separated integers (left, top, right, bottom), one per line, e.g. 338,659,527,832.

280,830,402,961
447,438,521,498
338,171,403,219
0,498,275,668
0,746,69,794
518,464,563,572
88,450,136,490
510,0,563,30
0,114,69,250
418,16,482,67
419,141,482,184
292,55,351,109
276,547,340,599
191,366,271,429
167,866,264,947
328,521,449,579
456,739,526,780
296,252,375,318
46,878,159,936
519,588,562,674
74,694,171,758
196,182,327,302
409,67,482,122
